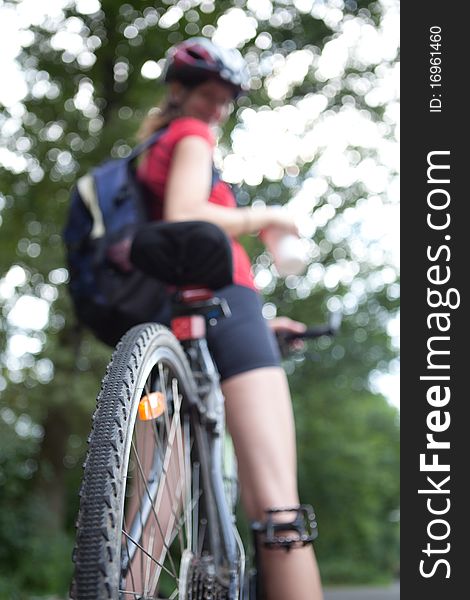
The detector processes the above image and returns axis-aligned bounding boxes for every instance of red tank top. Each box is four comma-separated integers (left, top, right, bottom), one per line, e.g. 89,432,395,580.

137,117,254,290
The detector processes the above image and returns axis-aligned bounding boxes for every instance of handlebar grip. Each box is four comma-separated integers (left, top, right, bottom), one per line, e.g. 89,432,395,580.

280,312,342,341
282,325,331,342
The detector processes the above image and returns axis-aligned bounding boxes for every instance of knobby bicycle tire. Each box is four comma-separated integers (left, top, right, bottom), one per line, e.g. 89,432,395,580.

71,322,228,600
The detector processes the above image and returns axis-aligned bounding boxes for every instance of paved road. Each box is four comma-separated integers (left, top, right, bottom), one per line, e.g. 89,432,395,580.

324,581,400,600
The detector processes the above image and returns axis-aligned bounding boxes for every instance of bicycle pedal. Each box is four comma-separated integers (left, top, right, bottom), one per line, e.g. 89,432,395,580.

252,504,318,551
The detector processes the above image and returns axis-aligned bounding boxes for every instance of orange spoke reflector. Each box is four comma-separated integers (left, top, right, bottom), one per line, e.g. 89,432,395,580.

138,392,166,421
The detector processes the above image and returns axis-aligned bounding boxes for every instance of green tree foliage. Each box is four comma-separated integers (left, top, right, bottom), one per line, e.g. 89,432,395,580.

0,0,399,595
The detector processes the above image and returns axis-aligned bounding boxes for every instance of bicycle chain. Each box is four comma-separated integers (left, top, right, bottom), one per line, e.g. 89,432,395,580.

187,556,229,600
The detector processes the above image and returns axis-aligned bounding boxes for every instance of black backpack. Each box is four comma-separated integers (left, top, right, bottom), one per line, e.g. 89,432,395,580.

63,130,218,346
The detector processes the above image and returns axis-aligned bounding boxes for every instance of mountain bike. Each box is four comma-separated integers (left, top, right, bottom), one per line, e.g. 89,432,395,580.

71,277,340,600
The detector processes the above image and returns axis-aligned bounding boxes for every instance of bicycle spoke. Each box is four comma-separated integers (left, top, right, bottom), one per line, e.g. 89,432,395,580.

129,411,148,590
147,413,198,555
192,461,200,555
121,530,177,582
156,398,200,554
155,365,189,551
149,426,185,552
173,377,189,555
158,363,170,413
123,515,137,593
153,375,186,534
144,382,187,593
130,439,179,580
148,423,185,549
168,487,202,548
147,478,186,594
184,415,193,552
143,525,156,598
137,432,146,589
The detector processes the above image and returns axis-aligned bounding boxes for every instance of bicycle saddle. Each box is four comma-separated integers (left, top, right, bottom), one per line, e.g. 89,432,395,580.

130,220,233,290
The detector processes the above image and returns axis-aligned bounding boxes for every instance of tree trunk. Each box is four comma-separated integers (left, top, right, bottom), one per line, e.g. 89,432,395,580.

34,405,70,530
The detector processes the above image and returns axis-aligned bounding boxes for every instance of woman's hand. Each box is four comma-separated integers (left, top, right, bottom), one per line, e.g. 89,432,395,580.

268,317,306,352
265,209,299,236
244,207,299,237
267,316,307,335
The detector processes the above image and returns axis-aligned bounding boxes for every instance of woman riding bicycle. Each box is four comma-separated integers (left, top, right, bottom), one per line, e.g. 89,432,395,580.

132,38,323,600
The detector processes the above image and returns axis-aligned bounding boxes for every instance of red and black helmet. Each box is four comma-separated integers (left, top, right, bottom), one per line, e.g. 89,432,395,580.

163,37,250,97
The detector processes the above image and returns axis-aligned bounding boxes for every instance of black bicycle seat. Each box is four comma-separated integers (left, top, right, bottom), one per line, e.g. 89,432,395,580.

130,220,233,291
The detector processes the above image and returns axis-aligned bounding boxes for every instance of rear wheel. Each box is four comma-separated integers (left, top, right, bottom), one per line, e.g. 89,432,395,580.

71,323,223,599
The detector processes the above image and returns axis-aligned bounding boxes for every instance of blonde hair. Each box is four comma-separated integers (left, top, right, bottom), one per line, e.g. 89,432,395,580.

136,96,183,141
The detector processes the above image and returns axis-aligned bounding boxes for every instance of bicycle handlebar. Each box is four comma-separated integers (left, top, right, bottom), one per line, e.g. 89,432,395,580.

279,311,342,342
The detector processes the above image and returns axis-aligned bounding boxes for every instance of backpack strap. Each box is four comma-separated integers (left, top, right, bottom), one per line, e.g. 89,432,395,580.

77,174,105,239
131,127,221,187
75,130,168,241
76,127,221,242
127,128,167,162
211,165,220,187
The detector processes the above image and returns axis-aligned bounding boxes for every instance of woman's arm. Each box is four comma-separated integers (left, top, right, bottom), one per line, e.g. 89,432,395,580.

163,136,297,237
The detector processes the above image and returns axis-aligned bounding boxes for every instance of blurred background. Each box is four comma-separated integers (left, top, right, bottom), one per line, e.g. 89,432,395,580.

0,0,399,598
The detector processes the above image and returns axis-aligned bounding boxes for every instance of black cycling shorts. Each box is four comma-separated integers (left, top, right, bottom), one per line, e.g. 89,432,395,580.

153,284,281,382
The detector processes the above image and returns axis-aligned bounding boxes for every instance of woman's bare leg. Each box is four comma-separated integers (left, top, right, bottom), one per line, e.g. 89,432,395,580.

222,367,323,600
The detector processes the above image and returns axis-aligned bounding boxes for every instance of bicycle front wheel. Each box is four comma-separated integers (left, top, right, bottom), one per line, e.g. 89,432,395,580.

72,323,223,600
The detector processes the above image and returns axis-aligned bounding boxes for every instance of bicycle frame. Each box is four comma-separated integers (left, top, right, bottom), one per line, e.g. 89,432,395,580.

178,326,244,599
